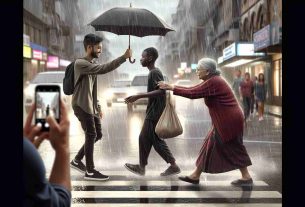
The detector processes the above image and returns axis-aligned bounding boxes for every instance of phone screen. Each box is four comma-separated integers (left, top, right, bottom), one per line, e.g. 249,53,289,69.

35,85,60,131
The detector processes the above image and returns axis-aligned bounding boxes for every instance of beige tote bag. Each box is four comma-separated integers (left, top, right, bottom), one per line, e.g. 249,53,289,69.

155,92,183,138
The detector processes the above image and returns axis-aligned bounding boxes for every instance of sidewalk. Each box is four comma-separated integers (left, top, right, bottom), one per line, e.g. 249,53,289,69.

266,104,282,118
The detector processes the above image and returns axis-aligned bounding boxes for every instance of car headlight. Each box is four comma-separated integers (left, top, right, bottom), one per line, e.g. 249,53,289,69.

127,89,136,97
104,90,113,99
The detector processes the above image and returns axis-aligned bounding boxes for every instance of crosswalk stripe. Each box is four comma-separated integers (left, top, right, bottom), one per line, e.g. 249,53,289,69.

62,170,257,177
71,180,268,187
72,204,282,207
71,190,282,198
60,170,258,181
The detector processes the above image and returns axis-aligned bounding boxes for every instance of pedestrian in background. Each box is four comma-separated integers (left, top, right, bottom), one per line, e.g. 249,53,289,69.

24,101,71,207
158,58,253,186
239,72,254,121
232,69,243,103
255,73,268,121
250,76,258,117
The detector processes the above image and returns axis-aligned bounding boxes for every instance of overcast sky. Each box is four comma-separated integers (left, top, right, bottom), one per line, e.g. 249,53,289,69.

79,0,179,77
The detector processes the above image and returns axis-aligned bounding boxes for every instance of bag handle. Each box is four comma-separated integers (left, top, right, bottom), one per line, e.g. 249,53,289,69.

166,91,175,108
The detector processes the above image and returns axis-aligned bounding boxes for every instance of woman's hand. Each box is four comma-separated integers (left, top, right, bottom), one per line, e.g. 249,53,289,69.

98,110,103,119
158,81,174,90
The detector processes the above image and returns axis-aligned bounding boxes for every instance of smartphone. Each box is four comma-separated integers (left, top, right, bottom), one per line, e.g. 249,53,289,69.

35,85,60,131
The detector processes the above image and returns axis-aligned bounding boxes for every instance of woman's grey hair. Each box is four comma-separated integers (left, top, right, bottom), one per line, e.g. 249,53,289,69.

197,57,221,76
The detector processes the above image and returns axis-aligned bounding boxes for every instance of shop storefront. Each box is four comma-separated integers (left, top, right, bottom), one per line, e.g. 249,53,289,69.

254,22,282,106
30,42,47,74
218,42,267,83
23,34,32,85
23,34,49,83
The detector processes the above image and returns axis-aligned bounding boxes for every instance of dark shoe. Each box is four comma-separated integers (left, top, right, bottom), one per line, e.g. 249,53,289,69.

178,176,200,184
84,169,109,181
231,178,253,186
124,163,145,176
160,165,181,176
70,159,86,173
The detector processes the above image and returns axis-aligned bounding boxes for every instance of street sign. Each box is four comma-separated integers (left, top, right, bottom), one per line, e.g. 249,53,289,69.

191,63,197,70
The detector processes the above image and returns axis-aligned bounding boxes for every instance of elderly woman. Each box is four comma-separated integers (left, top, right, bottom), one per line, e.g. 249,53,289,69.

158,58,253,185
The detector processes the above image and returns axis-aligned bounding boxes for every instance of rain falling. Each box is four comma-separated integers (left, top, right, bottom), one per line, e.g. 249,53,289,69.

23,0,282,206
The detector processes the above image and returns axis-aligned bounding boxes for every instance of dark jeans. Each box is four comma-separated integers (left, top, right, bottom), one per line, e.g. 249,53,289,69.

73,106,102,171
250,95,255,114
139,119,175,167
242,96,251,119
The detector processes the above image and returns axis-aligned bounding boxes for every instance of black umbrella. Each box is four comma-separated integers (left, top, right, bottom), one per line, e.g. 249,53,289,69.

89,3,175,63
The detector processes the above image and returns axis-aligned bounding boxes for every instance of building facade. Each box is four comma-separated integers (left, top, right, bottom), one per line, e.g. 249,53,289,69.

23,0,113,88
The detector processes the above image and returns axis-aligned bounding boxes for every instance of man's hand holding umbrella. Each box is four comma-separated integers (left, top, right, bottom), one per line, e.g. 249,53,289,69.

124,48,133,60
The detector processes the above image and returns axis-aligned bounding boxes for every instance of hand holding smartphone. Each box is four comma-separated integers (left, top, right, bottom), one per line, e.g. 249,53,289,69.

35,85,60,131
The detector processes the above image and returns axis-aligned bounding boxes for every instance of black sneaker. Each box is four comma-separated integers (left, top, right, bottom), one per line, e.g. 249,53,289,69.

84,169,109,181
160,165,181,176
70,159,86,173
124,163,145,176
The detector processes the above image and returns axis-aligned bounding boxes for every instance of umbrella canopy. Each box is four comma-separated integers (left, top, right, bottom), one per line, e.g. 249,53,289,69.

89,7,175,37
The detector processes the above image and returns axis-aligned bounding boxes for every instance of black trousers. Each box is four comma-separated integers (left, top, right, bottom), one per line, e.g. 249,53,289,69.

242,96,251,119
139,119,176,167
73,106,102,171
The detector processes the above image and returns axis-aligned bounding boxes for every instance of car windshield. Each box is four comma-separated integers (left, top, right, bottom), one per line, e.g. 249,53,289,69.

31,73,64,83
131,76,148,86
111,81,131,87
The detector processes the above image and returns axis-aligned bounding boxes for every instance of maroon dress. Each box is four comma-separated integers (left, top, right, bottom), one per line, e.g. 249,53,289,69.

173,75,252,173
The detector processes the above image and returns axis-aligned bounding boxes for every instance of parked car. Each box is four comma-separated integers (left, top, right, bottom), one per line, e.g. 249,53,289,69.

126,74,169,112
172,79,195,105
24,71,71,113
174,79,193,87
104,80,132,107
104,74,169,112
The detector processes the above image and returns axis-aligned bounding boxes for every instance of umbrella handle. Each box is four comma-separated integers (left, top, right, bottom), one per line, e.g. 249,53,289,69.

129,57,136,63
128,35,135,63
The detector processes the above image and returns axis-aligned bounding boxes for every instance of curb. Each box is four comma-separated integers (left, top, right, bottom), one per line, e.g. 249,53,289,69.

267,111,282,118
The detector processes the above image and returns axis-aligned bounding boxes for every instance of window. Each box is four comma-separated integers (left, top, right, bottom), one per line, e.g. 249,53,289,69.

29,26,34,41
35,28,40,44
23,23,26,34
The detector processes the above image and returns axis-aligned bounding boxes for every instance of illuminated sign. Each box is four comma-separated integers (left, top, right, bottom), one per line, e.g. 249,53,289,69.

23,46,32,58
253,25,270,51
33,49,42,60
177,68,184,74
47,56,59,68
185,67,192,74
237,43,265,56
191,63,197,70
180,62,187,69
223,42,265,61
223,43,236,61
42,53,47,61
217,56,223,64
23,34,30,46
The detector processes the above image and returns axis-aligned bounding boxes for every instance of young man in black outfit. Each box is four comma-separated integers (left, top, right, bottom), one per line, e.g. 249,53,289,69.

124,47,180,176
